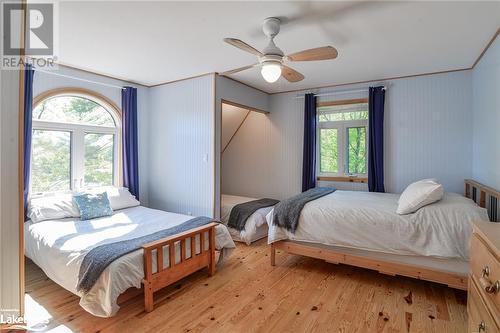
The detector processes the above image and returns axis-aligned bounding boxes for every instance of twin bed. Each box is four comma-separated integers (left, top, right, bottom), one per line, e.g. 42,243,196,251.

268,180,493,290
221,194,273,244
25,180,495,317
25,194,236,317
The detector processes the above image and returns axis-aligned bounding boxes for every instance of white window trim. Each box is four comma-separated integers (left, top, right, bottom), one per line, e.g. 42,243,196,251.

316,117,368,178
31,92,121,195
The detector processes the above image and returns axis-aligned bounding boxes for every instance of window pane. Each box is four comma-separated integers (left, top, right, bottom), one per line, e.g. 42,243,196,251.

320,128,338,173
318,103,368,122
84,133,114,187
31,130,71,193
33,96,115,127
347,127,367,174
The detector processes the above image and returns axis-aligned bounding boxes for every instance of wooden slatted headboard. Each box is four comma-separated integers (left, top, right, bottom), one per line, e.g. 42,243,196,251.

465,179,500,222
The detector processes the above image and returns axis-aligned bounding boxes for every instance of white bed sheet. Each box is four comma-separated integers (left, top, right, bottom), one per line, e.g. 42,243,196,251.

221,194,274,245
229,223,268,244
25,206,235,317
267,191,489,260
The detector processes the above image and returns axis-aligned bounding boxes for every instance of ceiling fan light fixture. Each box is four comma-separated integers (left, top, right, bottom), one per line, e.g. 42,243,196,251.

223,17,336,83
261,61,282,83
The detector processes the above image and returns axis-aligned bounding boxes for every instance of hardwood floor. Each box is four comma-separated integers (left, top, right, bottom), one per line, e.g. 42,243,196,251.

17,239,467,333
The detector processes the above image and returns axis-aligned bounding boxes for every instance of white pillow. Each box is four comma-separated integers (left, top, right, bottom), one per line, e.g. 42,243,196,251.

86,186,140,211
397,179,444,214
28,193,80,223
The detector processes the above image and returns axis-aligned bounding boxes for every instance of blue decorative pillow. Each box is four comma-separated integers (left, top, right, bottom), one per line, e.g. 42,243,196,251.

73,192,113,220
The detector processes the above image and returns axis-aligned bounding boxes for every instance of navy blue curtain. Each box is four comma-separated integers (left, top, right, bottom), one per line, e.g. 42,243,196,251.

24,64,35,215
368,86,386,192
122,87,139,199
302,93,317,192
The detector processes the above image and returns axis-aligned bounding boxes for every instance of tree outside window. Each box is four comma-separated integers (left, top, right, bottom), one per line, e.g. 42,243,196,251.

317,102,368,177
31,93,119,194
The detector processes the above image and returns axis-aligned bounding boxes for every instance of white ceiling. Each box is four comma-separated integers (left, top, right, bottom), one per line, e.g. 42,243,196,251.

56,1,499,93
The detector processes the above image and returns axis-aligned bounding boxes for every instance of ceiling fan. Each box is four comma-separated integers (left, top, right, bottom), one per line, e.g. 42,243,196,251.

221,17,338,83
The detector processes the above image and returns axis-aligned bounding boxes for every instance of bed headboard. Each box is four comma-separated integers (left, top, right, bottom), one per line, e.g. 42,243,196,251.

465,179,500,222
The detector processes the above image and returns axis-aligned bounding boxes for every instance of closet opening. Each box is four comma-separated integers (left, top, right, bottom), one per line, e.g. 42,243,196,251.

219,100,271,244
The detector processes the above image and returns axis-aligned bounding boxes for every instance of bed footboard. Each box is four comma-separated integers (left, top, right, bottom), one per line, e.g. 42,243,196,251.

142,222,217,312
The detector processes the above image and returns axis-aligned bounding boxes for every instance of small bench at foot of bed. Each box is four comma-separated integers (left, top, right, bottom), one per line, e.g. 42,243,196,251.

271,240,468,290
142,222,218,312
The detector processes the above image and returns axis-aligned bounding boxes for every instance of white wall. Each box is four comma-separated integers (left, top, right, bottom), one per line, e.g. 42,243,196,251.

472,35,499,190
147,74,215,217
384,70,472,193
216,76,269,112
0,69,21,319
221,70,473,199
33,66,150,204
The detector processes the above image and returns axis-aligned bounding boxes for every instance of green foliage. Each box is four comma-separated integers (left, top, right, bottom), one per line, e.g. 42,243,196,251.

318,105,368,175
33,96,115,126
318,109,368,122
84,133,114,187
31,96,116,193
347,127,367,174
320,129,338,173
31,130,71,193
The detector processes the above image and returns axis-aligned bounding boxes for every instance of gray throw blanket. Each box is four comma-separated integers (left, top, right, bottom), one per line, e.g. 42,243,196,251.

77,216,214,293
228,198,279,231
273,187,336,233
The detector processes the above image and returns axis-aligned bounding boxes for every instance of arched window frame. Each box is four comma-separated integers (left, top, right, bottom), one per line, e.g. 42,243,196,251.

31,88,122,194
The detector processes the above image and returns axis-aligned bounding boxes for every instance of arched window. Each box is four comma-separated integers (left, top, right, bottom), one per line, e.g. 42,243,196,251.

31,89,121,194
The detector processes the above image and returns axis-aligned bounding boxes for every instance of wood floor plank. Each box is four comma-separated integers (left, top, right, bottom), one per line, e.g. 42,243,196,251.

20,239,468,333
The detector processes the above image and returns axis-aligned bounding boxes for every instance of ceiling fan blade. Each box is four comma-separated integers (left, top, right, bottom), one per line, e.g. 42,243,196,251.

224,38,263,56
281,65,305,82
220,64,258,76
287,46,338,61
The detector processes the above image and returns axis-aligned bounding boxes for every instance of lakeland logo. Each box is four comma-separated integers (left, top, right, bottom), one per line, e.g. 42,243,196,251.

0,313,49,331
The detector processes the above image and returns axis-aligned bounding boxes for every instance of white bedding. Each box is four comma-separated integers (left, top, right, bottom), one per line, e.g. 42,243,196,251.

25,206,235,317
221,194,274,245
267,191,489,260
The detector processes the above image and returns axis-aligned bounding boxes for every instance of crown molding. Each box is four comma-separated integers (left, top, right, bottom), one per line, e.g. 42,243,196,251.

471,27,499,69
148,72,216,88
55,62,149,88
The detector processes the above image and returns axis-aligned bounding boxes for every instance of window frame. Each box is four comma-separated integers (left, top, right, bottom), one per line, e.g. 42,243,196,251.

316,99,369,178
31,88,122,195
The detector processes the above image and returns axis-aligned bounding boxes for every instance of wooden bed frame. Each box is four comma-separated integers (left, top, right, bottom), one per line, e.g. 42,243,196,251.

118,222,218,312
270,179,500,290
53,222,217,314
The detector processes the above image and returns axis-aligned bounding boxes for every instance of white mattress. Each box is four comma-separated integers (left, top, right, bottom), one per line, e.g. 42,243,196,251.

267,191,489,261
221,194,274,245
24,206,236,317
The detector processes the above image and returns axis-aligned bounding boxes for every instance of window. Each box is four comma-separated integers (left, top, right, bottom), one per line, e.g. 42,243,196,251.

317,100,368,177
31,92,120,194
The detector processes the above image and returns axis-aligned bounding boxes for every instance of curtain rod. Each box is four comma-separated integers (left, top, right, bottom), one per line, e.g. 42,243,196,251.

295,85,387,99
33,67,126,90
